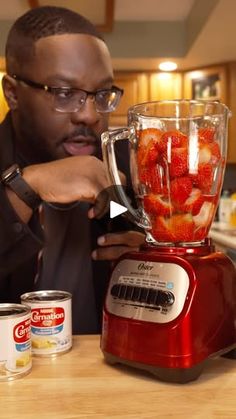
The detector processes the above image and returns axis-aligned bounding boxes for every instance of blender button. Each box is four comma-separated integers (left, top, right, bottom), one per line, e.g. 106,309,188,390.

118,284,127,299
147,289,158,305
110,284,121,298
140,287,149,303
131,287,141,301
125,286,134,300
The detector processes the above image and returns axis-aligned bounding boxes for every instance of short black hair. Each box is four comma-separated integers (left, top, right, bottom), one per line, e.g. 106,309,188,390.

6,5,104,73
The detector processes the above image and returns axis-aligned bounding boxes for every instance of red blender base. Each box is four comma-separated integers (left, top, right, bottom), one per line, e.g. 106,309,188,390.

101,240,236,383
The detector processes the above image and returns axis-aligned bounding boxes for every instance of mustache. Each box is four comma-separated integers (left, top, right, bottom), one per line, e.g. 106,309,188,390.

62,126,100,143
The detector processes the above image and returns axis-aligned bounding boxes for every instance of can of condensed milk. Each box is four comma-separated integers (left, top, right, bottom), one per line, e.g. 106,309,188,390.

0,303,32,381
21,290,72,357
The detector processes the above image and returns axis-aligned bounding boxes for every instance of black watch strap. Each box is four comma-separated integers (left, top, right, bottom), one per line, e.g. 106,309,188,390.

1,164,42,211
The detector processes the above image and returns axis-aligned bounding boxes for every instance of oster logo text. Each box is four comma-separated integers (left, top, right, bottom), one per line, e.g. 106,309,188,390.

13,318,31,343
31,307,65,327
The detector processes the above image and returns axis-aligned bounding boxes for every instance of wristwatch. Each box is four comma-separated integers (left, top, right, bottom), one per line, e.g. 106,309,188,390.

1,164,42,211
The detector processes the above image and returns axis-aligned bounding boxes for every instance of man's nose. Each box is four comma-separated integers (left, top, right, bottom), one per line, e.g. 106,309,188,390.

71,95,101,125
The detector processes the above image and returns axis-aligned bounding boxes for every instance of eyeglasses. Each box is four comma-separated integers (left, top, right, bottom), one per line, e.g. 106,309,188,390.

12,75,124,114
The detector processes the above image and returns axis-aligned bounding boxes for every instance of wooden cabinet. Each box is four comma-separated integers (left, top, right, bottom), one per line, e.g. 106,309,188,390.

149,72,182,101
109,72,149,127
110,71,182,127
111,66,236,163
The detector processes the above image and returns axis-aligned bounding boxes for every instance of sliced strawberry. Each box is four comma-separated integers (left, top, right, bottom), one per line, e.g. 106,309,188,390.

198,127,215,143
158,130,188,154
169,213,195,242
191,163,213,193
193,226,208,241
137,129,162,169
139,128,162,148
170,176,192,205
193,202,215,228
199,141,221,164
181,188,204,215
151,216,175,242
151,214,195,243
137,142,159,167
168,147,188,178
138,166,161,193
198,144,211,164
209,141,221,164
138,165,166,194
202,193,218,204
143,194,173,216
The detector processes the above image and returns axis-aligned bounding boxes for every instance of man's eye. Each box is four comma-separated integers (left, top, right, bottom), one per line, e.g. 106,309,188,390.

55,89,75,99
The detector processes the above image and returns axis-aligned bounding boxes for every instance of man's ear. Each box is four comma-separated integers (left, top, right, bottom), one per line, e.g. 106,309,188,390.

2,75,18,110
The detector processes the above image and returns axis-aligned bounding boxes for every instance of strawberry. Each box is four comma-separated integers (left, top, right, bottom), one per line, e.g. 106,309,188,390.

151,216,175,243
193,226,208,242
137,143,159,167
168,147,188,178
170,176,192,205
143,194,173,216
169,213,195,242
139,128,162,148
137,129,162,168
139,166,161,194
138,165,167,194
198,144,211,164
193,202,215,228
209,141,221,164
158,130,188,154
198,127,215,143
191,163,213,193
151,213,195,243
202,193,218,204
199,141,221,164
181,188,204,215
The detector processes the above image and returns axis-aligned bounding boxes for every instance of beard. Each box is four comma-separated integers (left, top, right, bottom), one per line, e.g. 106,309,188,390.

14,112,103,164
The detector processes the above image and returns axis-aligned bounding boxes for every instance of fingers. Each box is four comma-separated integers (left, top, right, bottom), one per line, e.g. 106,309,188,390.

23,156,111,205
91,230,146,261
92,246,140,261
118,170,126,186
97,231,145,247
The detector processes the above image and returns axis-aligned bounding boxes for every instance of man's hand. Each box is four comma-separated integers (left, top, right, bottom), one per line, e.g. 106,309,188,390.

23,155,111,218
92,230,145,261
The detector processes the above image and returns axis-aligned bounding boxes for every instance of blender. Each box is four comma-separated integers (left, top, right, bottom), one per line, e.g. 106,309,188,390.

100,100,236,383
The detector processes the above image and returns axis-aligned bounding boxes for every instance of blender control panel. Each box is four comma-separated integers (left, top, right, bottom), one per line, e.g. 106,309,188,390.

106,259,190,323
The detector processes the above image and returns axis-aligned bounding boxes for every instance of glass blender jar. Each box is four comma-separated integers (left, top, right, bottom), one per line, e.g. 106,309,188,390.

102,100,230,246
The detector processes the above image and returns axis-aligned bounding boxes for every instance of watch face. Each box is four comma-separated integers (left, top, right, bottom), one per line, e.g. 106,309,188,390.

1,164,41,210
1,164,21,183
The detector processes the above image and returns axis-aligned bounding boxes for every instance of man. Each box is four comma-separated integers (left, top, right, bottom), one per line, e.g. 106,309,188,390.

0,6,144,333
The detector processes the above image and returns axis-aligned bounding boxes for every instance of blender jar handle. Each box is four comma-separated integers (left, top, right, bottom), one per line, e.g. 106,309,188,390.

101,127,150,229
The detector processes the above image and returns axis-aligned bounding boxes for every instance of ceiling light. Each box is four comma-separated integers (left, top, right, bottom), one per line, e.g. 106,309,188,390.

158,61,177,71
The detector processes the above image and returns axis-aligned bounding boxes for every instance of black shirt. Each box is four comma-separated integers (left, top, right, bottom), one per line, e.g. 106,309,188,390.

0,113,132,333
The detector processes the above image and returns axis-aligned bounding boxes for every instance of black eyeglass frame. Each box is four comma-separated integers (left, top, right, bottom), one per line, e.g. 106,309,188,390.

11,74,124,113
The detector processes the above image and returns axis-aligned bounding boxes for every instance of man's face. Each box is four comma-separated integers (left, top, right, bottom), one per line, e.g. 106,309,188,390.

12,34,114,163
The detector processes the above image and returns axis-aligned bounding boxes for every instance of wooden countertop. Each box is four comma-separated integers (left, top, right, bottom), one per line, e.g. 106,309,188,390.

0,335,236,418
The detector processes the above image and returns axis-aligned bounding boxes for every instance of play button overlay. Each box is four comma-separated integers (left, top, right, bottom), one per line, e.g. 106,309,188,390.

93,185,134,220
110,200,127,219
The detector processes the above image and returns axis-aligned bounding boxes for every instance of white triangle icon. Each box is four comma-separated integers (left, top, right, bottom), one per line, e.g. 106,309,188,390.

110,200,127,219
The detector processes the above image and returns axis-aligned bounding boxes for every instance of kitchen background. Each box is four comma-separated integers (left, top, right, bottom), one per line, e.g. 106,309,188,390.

0,0,235,192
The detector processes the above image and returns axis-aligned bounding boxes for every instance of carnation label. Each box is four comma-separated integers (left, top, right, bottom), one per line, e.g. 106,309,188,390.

0,304,32,381
21,290,72,357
